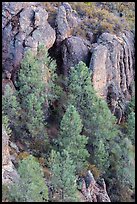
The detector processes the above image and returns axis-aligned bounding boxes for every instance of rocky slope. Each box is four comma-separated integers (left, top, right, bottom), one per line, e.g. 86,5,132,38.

2,2,135,116
2,2,135,199
2,126,19,184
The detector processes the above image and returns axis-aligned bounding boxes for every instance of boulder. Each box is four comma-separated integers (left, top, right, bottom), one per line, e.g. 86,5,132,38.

2,2,56,83
61,36,91,76
89,32,135,119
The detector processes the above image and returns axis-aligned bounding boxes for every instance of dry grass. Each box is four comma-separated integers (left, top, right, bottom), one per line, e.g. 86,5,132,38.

69,2,134,35
39,2,134,36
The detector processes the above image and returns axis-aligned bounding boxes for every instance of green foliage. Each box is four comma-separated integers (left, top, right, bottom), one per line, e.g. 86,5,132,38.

103,2,135,32
108,134,135,202
17,50,47,140
17,45,62,141
68,61,119,173
25,93,46,139
2,184,10,202
17,46,60,140
71,2,128,36
18,49,47,107
37,44,63,104
126,111,135,145
2,85,21,133
93,139,109,172
128,95,135,114
114,137,135,189
120,139,135,188
9,155,48,202
2,112,12,136
49,149,78,202
58,104,89,173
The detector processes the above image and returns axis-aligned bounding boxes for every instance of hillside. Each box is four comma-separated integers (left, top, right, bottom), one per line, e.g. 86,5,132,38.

2,2,135,202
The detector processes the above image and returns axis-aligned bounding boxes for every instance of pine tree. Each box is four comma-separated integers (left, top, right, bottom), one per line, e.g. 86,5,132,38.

17,48,48,140
9,155,49,202
68,61,119,173
49,149,78,202
2,85,21,135
2,112,12,136
128,95,135,113
110,136,135,189
17,46,62,141
117,137,135,188
17,49,47,139
58,104,89,173
24,93,46,140
36,44,62,104
126,111,135,145
93,139,109,172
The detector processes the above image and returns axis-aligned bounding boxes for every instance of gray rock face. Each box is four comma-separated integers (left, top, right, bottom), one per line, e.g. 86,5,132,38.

2,126,19,184
55,3,79,44
89,32,135,118
61,36,91,76
2,2,56,82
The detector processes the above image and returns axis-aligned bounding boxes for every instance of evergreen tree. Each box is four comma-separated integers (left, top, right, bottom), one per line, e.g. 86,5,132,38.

17,49,47,140
126,111,135,145
2,85,21,134
117,137,135,188
68,61,119,173
17,46,62,141
93,139,109,172
24,93,46,139
49,150,78,202
58,104,89,173
9,155,48,202
109,136,135,189
2,112,12,136
36,45,62,104
126,95,135,118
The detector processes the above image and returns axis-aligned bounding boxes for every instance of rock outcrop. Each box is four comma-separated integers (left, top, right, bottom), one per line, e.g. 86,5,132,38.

89,32,134,119
2,2,56,83
61,36,91,76
55,2,79,45
78,170,111,202
2,126,19,184
2,2,135,120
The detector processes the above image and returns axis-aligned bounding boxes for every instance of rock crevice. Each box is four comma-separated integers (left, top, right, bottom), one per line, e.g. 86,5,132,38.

89,32,134,119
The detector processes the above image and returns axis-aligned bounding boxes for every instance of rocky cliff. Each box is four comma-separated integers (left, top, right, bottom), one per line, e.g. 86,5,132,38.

2,2,135,113
2,2,135,202
89,31,134,121
2,2,56,83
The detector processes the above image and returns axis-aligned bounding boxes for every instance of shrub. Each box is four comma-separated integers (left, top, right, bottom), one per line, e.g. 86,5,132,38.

70,2,134,35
